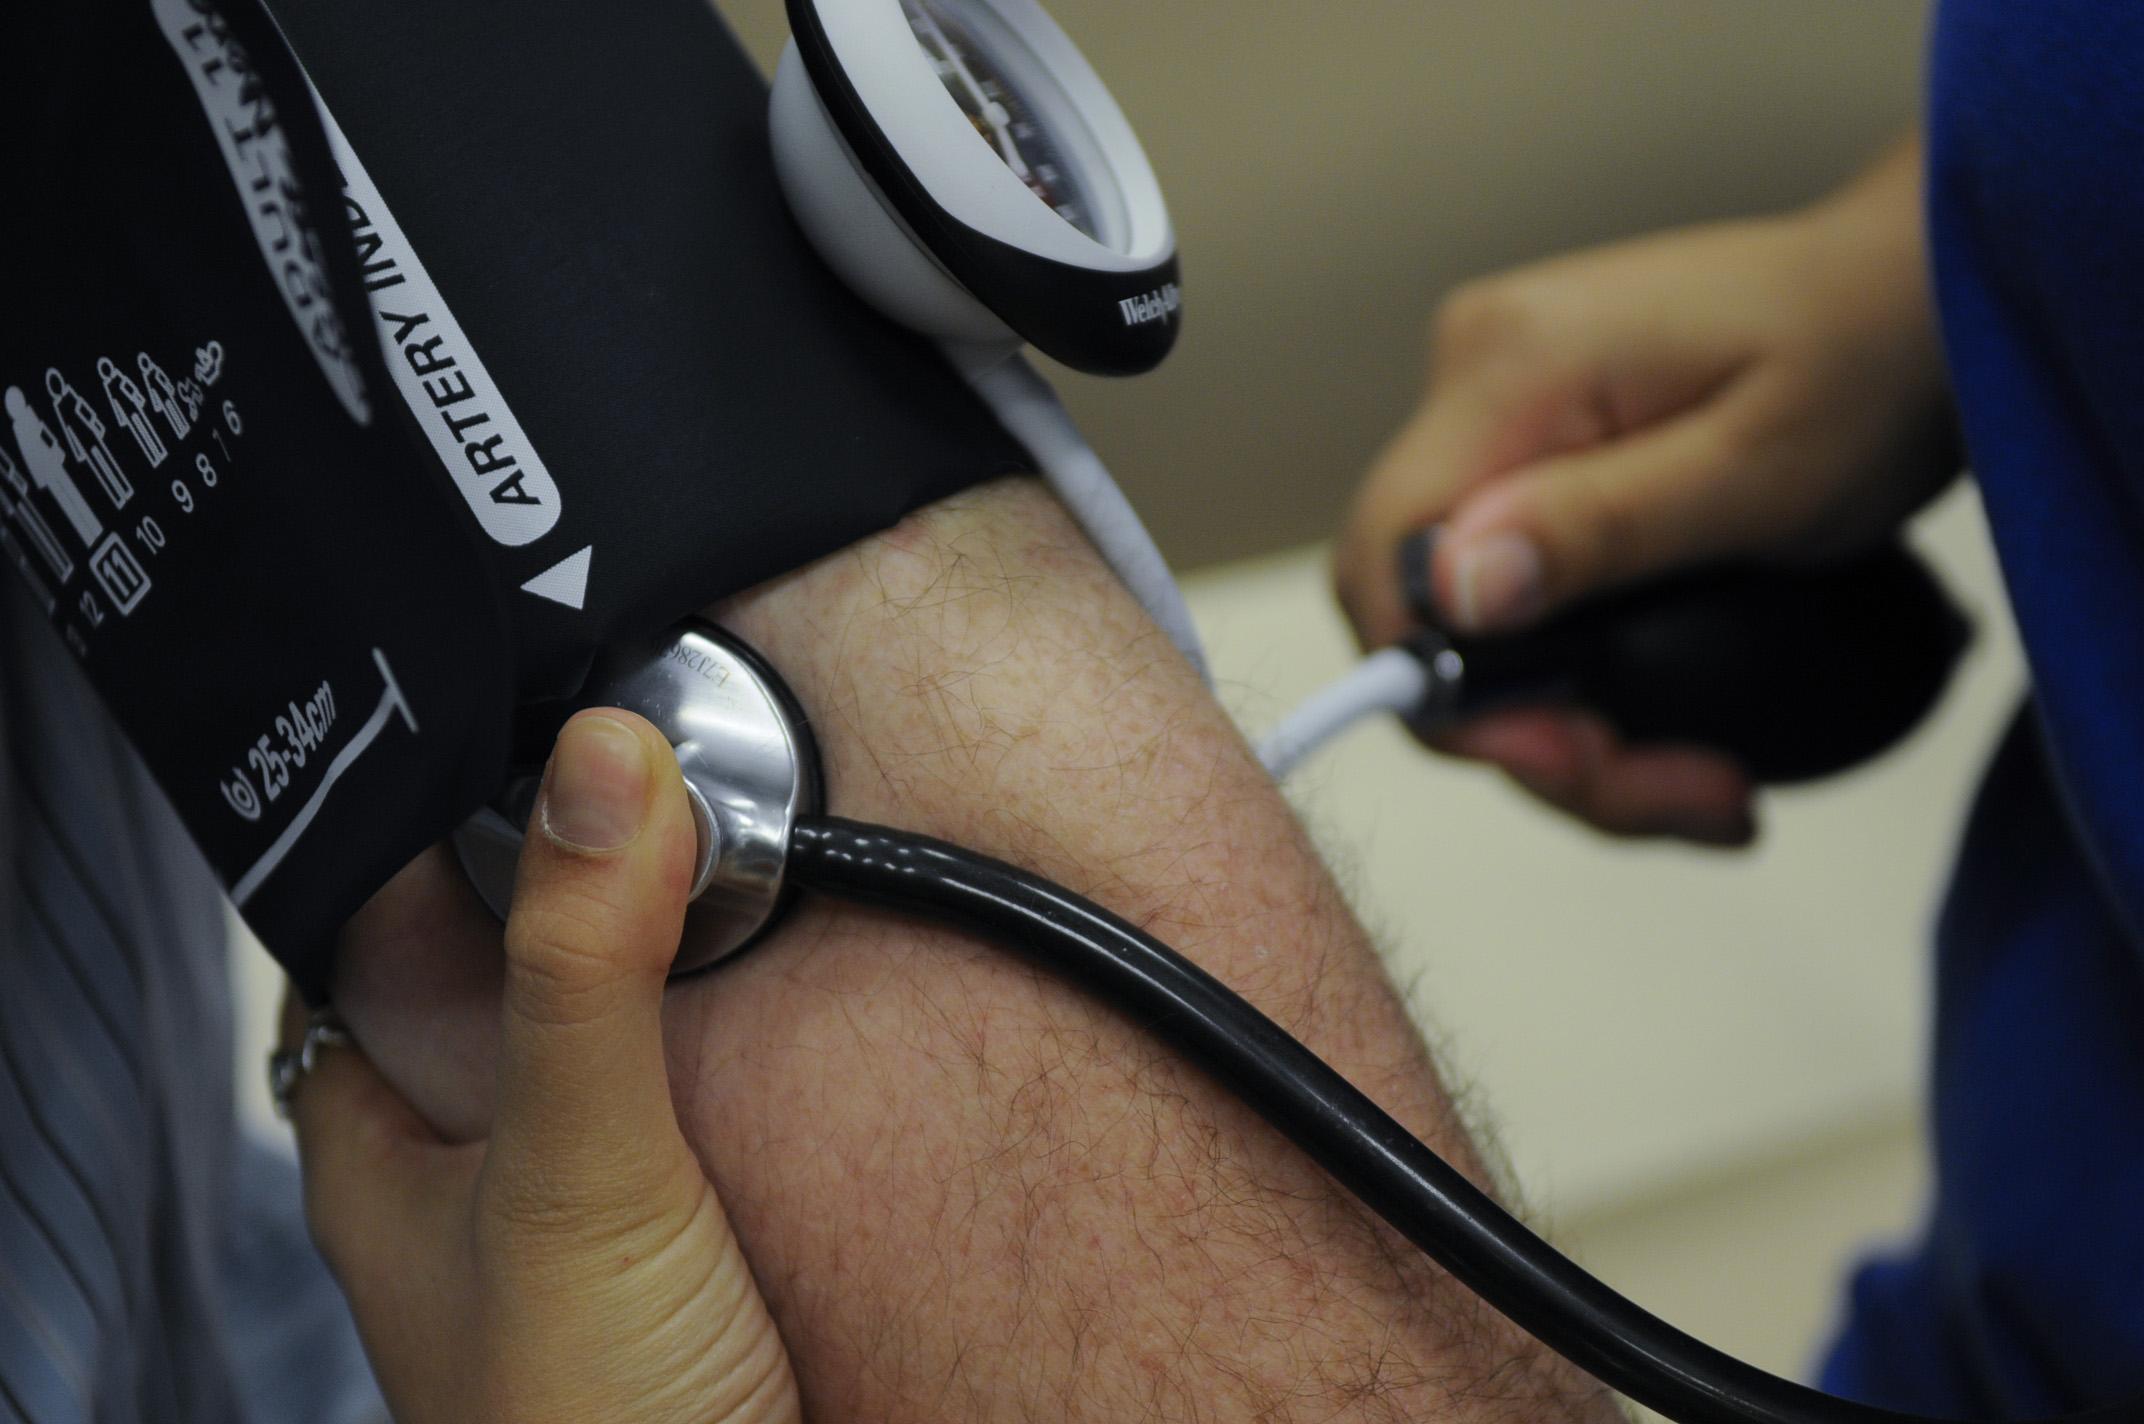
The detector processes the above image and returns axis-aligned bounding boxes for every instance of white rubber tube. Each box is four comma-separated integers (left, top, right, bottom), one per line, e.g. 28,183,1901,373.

1257,647,1430,779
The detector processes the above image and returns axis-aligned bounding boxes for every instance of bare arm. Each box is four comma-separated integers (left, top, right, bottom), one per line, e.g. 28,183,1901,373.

337,476,1616,1422
671,478,1609,1421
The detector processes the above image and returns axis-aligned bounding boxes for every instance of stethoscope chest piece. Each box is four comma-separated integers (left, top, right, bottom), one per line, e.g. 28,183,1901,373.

453,622,823,974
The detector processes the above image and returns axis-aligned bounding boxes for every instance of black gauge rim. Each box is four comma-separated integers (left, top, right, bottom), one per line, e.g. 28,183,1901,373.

786,0,1181,376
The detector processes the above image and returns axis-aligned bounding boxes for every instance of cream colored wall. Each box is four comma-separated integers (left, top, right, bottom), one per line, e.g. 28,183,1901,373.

716,0,1932,566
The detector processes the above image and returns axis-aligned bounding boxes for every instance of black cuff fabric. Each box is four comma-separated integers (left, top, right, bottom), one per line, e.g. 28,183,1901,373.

270,0,1028,700
0,0,1024,993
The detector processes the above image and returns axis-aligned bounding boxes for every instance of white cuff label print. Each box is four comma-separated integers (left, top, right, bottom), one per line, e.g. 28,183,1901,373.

153,0,372,427
308,89,565,549
228,649,417,903
6,349,242,644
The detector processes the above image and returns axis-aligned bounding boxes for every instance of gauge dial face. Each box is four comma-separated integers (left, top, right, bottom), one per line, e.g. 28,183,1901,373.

902,0,1101,241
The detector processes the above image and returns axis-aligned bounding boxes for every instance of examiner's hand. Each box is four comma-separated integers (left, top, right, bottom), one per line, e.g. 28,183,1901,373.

284,711,801,1424
1334,141,1956,841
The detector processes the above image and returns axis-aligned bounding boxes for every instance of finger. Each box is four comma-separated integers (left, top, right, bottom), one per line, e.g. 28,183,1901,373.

485,708,705,1232
1440,709,1755,844
1573,744,1758,846
1335,360,1557,650
1434,386,1800,634
1431,707,1592,782
279,990,457,1289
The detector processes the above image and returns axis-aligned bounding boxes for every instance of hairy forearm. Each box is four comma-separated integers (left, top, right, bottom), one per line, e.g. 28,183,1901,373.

665,477,1612,1422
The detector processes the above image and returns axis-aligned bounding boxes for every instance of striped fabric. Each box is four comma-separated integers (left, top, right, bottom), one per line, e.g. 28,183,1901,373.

0,587,383,1424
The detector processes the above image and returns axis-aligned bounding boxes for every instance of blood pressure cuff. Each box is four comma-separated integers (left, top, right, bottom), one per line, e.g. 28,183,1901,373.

1,0,1025,995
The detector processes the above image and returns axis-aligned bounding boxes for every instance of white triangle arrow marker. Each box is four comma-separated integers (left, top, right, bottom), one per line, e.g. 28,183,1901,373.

521,545,592,610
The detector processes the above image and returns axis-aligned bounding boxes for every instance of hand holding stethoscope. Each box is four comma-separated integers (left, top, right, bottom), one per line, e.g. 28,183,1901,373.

280,711,803,1424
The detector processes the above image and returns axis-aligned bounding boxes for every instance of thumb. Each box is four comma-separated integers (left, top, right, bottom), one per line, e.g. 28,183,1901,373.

485,708,704,1229
1434,396,1780,634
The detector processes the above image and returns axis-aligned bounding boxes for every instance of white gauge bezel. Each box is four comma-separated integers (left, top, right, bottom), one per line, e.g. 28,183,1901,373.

808,0,1172,273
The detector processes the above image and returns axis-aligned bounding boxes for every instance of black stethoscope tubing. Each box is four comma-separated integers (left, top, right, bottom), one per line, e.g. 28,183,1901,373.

787,815,2135,1424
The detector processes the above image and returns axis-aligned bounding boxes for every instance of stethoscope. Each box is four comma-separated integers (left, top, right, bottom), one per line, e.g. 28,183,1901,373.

451,4,2096,1421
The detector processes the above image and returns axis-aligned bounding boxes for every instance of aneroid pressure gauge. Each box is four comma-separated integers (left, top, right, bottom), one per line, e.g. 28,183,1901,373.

773,0,1182,375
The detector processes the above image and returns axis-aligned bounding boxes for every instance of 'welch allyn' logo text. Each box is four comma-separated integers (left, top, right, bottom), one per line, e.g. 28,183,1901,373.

1117,282,1182,328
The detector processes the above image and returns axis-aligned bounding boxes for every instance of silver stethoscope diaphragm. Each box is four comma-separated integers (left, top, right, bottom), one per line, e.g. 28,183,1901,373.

452,622,822,974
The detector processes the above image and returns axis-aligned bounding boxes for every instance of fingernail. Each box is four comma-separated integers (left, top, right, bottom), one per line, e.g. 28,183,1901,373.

1450,532,1545,633
540,715,649,852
